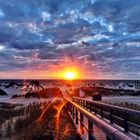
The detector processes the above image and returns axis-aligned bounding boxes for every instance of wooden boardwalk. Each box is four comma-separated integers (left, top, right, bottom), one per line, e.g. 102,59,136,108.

28,100,82,140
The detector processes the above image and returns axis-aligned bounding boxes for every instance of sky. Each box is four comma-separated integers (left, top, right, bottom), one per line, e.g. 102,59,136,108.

0,0,140,79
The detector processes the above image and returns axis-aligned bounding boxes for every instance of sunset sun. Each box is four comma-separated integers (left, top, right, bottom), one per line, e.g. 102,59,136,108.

64,71,76,80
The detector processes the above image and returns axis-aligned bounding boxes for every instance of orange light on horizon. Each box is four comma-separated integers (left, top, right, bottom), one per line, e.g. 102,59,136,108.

64,71,76,80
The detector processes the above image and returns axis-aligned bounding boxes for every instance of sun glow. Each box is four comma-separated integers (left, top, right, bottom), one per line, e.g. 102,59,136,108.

64,71,76,80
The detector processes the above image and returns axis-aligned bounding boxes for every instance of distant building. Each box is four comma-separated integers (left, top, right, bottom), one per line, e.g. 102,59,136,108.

135,81,140,89
92,92,102,101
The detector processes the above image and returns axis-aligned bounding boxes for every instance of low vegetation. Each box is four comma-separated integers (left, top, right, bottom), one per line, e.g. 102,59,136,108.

11,87,62,99
0,102,48,139
73,86,140,96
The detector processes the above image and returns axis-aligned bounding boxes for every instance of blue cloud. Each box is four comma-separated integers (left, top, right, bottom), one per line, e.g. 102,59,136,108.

0,0,140,79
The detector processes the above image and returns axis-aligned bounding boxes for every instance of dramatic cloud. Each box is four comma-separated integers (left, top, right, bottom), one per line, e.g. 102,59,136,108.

0,0,140,79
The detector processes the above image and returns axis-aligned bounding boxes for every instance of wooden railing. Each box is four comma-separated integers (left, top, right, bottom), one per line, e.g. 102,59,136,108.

72,97,140,138
64,97,140,140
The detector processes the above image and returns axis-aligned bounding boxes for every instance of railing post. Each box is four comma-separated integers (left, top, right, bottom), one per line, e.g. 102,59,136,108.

88,120,94,140
84,100,86,108
110,109,113,124
86,101,89,110
94,105,97,114
80,113,84,134
89,102,92,112
124,112,129,132
85,101,87,109
80,100,81,106
80,113,83,126
73,106,75,119
101,106,103,118
76,109,78,125
82,100,84,107
70,104,72,115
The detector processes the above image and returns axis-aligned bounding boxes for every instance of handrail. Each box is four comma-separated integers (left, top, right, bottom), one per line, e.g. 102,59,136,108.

73,97,140,116
65,97,132,140
72,97,140,137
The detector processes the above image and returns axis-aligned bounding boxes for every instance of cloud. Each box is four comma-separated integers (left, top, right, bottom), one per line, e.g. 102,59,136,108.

0,0,140,79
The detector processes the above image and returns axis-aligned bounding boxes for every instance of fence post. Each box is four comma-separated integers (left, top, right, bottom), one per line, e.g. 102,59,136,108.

80,113,84,135
76,109,78,125
73,106,75,119
80,113,83,126
85,101,87,109
84,101,86,108
124,112,129,132
110,109,113,124
88,120,94,140
86,101,89,110
82,100,84,107
94,105,97,114
89,102,92,112
101,106,103,118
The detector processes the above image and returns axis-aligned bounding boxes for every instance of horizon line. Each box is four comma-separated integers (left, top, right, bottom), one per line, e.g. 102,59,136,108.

0,78,139,81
